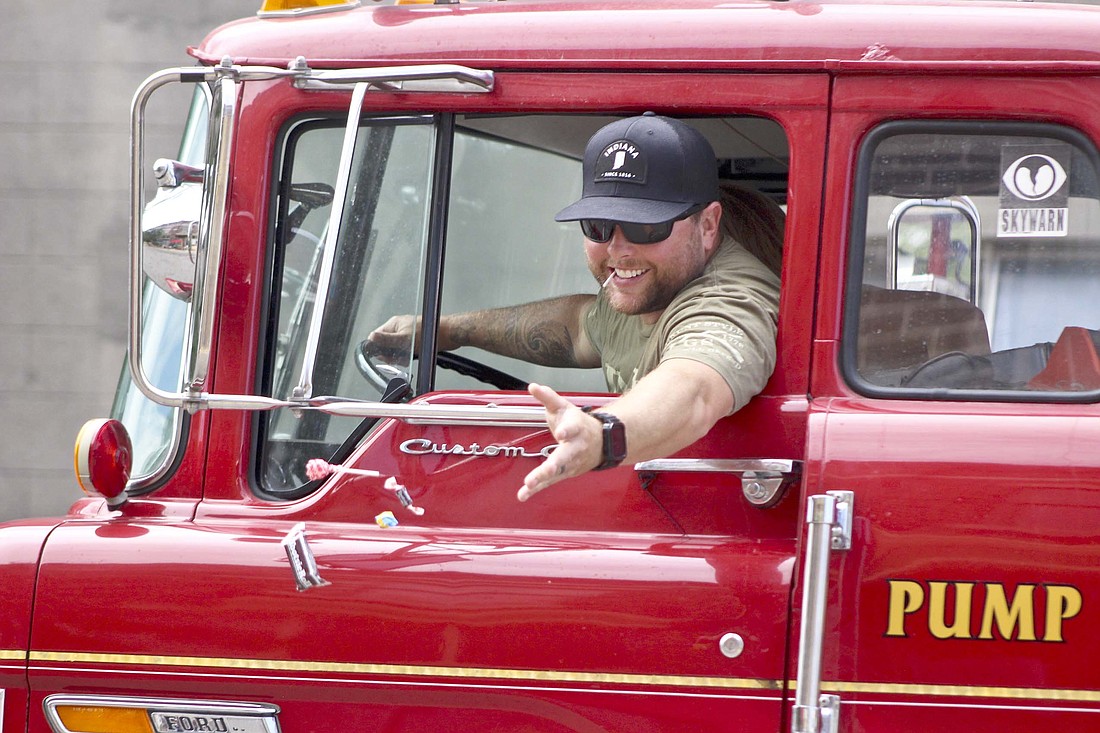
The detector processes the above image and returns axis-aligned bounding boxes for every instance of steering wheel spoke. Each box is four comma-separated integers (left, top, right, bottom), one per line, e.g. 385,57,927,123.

356,339,527,391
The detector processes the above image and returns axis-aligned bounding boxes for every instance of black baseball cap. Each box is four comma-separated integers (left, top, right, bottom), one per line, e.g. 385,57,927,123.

555,112,720,225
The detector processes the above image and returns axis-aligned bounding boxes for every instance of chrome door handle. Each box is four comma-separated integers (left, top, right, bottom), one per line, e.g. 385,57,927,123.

633,458,802,508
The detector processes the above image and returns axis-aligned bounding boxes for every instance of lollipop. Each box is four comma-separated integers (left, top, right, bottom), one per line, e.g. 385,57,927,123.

305,459,423,515
305,458,380,481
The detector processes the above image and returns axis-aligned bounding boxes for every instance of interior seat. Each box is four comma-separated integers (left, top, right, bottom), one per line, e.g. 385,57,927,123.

857,286,992,377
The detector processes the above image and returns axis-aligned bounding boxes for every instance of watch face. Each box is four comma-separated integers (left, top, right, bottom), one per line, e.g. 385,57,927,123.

591,411,627,469
605,419,627,462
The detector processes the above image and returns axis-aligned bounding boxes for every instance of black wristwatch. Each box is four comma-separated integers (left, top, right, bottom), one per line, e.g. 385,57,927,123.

586,410,627,470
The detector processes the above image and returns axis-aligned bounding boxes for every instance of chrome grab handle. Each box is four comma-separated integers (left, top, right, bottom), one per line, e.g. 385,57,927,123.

633,458,802,508
792,490,853,733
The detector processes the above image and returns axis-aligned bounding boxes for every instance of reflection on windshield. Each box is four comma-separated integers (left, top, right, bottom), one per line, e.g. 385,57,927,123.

113,284,187,479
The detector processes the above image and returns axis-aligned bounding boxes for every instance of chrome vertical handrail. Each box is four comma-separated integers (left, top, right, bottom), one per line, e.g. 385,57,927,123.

792,490,852,733
129,67,214,408
188,73,237,392
129,64,237,406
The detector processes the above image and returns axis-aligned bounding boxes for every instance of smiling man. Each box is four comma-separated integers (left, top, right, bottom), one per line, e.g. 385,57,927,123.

368,113,780,501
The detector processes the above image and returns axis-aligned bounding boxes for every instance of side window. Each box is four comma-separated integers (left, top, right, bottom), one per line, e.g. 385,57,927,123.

847,122,1100,398
437,114,788,394
256,112,789,498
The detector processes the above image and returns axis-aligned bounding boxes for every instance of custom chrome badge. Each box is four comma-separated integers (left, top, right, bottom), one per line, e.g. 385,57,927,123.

399,438,554,459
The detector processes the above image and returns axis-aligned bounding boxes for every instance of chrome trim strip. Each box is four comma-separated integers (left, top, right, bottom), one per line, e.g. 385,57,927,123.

820,679,1100,702
295,64,494,93
142,392,548,425
836,699,1100,714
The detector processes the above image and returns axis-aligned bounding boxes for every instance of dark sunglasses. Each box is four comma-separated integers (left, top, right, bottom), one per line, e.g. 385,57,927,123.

579,204,706,245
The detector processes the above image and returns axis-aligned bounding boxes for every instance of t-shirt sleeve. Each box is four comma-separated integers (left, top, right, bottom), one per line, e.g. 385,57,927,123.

659,263,779,413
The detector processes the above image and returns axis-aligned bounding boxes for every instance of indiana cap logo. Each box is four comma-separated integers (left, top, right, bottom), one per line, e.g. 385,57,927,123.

595,140,647,184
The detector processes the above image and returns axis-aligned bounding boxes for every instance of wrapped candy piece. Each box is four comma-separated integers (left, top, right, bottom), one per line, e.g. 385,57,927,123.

385,476,425,516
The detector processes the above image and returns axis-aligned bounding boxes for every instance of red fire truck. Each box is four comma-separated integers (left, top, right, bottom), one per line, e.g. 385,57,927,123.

4,0,1100,731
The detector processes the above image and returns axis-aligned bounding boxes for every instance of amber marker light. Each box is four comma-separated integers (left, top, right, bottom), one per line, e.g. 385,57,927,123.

54,706,154,733
259,0,359,13
74,418,133,508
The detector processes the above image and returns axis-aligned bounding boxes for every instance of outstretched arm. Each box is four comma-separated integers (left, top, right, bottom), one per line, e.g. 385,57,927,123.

367,294,601,369
519,357,734,501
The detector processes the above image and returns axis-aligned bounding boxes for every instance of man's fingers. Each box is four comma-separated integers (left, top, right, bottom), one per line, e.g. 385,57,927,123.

528,382,572,416
518,453,569,502
517,400,600,501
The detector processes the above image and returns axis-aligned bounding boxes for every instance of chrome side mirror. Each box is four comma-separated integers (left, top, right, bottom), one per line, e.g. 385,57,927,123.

142,159,203,302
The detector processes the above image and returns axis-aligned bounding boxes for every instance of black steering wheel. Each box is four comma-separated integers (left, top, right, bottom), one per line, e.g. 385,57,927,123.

354,343,412,393
356,340,528,391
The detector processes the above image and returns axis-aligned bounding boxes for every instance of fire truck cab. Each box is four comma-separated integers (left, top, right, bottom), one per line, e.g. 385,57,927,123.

4,1,1100,731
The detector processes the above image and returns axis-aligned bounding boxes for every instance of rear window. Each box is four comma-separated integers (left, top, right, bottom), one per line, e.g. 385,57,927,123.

845,121,1100,400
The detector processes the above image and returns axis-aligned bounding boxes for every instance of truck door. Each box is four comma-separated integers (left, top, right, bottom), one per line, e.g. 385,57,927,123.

803,74,1100,731
28,72,829,733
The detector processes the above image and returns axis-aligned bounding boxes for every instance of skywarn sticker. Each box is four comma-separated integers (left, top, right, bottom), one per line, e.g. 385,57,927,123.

886,579,1082,642
997,144,1071,238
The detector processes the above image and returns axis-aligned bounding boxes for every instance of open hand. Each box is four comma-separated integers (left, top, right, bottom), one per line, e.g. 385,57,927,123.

519,383,604,502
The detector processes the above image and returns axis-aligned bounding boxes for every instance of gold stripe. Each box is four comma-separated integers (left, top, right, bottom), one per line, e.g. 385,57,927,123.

30,651,779,692
822,680,1100,704
0,649,26,661
25,651,1100,705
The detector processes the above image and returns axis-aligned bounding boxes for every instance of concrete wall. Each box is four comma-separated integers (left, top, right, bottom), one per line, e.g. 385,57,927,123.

0,2,255,521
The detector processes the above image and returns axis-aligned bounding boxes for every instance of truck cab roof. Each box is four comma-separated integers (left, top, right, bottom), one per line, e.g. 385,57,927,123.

192,0,1100,71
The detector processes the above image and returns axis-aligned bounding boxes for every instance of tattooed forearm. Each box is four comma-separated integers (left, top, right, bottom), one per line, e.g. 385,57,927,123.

443,295,595,368
510,313,578,367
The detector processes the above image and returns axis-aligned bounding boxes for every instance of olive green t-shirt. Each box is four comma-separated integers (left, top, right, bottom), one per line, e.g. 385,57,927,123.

583,235,780,412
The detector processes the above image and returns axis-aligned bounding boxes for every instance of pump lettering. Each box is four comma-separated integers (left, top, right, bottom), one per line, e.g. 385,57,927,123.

885,579,1082,642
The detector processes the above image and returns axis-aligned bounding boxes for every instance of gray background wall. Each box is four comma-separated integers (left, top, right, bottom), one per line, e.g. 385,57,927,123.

0,3,255,521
